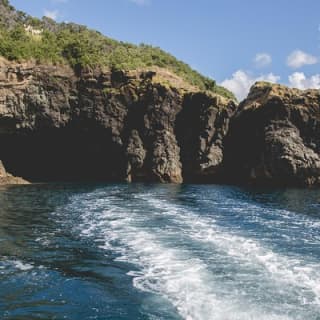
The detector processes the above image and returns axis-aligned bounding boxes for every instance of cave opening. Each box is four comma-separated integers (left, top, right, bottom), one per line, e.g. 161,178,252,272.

0,122,127,182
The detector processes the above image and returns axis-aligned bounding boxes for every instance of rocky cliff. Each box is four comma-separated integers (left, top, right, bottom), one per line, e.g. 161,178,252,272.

223,82,320,186
0,59,320,187
0,58,237,184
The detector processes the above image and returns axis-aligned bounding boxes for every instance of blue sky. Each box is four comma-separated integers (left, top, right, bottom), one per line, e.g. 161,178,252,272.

10,0,320,100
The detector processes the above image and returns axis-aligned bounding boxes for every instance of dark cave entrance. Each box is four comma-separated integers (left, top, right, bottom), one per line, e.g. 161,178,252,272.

0,123,127,182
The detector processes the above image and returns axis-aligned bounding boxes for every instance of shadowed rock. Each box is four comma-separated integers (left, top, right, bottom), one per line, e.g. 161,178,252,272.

1,60,320,187
223,82,320,186
0,59,234,184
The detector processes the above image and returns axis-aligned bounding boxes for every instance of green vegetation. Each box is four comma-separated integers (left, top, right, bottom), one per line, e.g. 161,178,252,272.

0,0,236,100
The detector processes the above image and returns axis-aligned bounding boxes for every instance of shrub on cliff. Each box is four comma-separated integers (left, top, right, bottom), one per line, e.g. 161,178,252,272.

0,0,236,100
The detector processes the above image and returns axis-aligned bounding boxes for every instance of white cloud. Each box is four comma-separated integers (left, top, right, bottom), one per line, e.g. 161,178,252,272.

129,0,150,5
287,50,318,69
43,9,60,20
221,70,280,101
254,53,272,68
288,72,320,89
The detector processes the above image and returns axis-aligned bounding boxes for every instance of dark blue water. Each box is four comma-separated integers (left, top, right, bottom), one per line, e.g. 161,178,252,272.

0,184,320,320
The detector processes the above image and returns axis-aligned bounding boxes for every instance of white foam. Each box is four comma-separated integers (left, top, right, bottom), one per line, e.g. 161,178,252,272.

142,196,320,306
0,259,34,271
13,260,34,271
67,192,307,320
215,198,320,243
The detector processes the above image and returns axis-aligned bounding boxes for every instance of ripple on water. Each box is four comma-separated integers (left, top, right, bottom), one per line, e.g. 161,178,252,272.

66,187,320,320
1,184,320,320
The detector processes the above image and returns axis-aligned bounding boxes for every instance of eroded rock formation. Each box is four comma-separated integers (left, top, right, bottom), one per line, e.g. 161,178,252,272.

0,58,236,184
1,58,320,187
176,92,236,182
224,82,320,186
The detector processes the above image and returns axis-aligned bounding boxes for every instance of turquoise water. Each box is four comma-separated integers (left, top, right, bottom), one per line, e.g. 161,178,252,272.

0,183,320,320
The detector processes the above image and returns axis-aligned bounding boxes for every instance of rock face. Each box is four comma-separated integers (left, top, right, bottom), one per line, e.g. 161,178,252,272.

0,160,29,185
176,92,236,182
223,82,320,186
1,59,320,187
0,58,236,183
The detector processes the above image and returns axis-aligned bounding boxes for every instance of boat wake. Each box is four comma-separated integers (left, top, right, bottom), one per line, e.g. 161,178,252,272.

59,187,320,320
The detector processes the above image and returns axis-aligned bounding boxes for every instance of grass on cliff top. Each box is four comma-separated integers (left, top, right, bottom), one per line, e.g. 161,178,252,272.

0,0,236,100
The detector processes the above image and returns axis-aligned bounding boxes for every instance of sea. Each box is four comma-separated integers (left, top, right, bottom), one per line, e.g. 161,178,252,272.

0,183,320,320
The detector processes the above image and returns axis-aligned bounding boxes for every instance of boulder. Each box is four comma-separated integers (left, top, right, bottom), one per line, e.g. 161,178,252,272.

0,160,29,185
